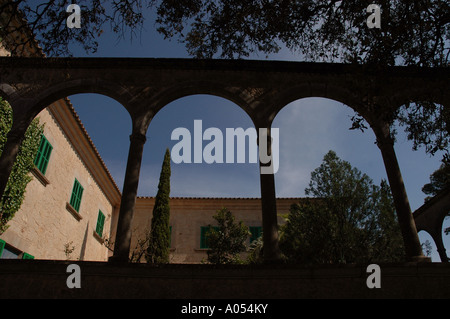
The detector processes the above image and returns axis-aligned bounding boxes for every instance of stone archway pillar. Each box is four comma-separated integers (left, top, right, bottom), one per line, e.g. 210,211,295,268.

374,123,428,262
109,131,147,262
432,230,449,262
258,127,282,263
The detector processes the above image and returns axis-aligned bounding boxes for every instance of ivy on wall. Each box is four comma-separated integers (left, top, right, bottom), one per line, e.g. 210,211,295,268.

0,97,43,234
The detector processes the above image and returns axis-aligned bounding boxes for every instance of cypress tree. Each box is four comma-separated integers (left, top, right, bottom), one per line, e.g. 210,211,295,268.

146,148,171,264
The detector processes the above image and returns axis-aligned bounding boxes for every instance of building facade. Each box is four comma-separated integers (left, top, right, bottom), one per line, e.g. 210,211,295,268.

0,99,121,261
129,197,297,263
0,14,121,261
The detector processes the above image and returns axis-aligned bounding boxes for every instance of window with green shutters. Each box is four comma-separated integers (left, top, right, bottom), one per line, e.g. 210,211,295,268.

34,135,53,175
200,226,219,249
0,239,5,258
69,179,84,212
249,226,263,244
95,210,105,237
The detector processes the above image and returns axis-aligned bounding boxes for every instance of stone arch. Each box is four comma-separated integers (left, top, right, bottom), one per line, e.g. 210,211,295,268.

0,84,31,127
271,96,384,195
0,83,18,102
142,91,279,260
414,188,450,262
390,84,450,111
146,81,258,129
0,57,447,263
144,93,260,192
263,83,367,127
26,79,135,124
443,216,450,259
417,230,438,259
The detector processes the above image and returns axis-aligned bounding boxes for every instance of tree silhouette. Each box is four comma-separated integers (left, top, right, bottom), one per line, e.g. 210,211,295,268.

146,148,171,264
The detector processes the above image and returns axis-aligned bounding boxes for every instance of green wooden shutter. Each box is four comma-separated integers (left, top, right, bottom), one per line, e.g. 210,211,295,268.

69,179,84,212
22,252,34,260
0,239,5,258
34,135,53,175
95,210,105,236
200,227,208,249
200,226,219,249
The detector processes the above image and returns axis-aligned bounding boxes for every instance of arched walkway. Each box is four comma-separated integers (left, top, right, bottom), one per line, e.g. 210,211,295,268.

0,57,448,262
143,94,260,198
272,97,384,198
414,188,450,262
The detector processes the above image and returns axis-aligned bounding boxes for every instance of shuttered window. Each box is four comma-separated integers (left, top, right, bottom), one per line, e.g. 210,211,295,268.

69,179,84,212
34,135,53,175
200,226,219,249
95,210,105,237
0,239,5,258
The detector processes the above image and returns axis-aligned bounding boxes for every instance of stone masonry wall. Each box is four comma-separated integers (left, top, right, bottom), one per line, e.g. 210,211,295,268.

1,102,116,261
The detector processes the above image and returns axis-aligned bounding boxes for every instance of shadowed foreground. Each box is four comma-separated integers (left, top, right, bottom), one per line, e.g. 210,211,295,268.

0,260,448,299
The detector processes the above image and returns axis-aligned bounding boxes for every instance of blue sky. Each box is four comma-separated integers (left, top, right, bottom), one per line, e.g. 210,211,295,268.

64,10,448,261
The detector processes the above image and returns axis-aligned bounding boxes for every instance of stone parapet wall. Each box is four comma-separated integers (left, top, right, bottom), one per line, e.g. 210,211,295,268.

0,260,449,299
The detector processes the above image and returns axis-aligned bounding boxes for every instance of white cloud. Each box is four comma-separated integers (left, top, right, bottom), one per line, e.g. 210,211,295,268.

273,98,352,197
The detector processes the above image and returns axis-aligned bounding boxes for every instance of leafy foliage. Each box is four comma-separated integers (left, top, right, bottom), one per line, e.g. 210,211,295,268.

146,148,171,264
153,0,449,66
205,207,250,264
3,1,448,66
421,158,450,236
1,0,150,57
245,235,264,264
398,101,450,158
422,158,450,200
0,97,43,234
279,151,405,264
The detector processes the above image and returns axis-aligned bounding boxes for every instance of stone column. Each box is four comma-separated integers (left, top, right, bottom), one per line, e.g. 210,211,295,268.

374,124,428,261
109,132,147,262
432,230,449,263
258,127,282,263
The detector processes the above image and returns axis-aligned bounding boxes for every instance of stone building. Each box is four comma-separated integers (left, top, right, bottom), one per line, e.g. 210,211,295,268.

0,11,121,261
131,197,296,263
0,97,121,261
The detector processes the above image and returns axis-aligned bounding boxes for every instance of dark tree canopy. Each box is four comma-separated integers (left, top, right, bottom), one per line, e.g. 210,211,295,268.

0,0,150,56
422,158,450,199
1,0,448,66
154,0,450,66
